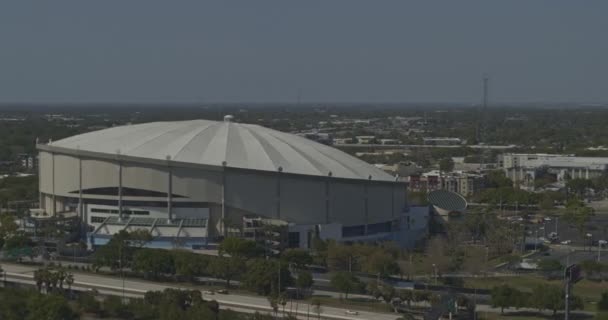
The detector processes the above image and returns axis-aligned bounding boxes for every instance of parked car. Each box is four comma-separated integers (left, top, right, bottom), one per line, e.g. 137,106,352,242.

560,240,572,245
217,289,229,294
345,310,359,315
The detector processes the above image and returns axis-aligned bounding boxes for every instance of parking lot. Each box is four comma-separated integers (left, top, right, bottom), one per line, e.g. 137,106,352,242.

537,245,607,265
525,213,608,247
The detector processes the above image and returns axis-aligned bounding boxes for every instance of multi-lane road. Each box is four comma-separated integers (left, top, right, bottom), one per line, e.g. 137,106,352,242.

1,262,401,320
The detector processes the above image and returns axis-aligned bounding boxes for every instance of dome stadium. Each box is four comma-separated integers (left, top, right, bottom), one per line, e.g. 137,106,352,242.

37,116,408,249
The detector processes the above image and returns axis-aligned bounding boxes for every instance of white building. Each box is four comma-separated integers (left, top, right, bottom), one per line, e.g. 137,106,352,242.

501,153,608,183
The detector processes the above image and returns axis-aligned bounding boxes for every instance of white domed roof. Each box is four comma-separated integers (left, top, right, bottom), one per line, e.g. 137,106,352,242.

50,119,395,181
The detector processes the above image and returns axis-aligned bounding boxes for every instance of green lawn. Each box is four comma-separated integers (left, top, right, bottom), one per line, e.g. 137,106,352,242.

463,276,605,312
306,295,394,314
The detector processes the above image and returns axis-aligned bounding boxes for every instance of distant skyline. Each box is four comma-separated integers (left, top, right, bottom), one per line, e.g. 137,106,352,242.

1,1,607,104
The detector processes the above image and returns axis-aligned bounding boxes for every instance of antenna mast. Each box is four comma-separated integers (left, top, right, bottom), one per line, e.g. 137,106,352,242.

479,75,489,171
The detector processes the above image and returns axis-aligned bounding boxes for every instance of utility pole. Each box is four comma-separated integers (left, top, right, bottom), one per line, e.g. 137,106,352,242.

119,240,125,303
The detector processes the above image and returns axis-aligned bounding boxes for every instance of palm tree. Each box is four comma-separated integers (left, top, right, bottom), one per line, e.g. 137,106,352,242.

65,273,74,297
0,264,4,288
56,267,67,290
33,268,49,293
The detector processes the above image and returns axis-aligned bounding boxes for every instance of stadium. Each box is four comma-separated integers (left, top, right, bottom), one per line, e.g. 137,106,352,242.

36,116,408,249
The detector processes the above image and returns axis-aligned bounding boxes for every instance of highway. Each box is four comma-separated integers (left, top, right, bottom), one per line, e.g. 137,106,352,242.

334,143,516,150
1,262,401,320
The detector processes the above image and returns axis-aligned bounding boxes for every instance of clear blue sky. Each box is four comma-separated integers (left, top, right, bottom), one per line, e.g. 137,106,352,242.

0,1,606,104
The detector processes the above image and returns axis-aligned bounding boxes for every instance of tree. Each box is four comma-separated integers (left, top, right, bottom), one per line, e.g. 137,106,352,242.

378,283,397,312
78,292,101,315
0,214,19,248
564,200,595,246
486,170,514,188
327,242,359,272
242,259,293,296
580,260,604,278
94,230,150,270
330,271,362,300
26,293,76,320
295,270,314,298
133,248,175,278
491,284,520,314
281,249,313,269
172,250,208,280
362,250,400,280
0,286,29,320
543,286,564,316
104,295,130,318
599,291,608,311
208,256,243,287
439,158,455,173
425,237,451,276
399,290,414,308
219,237,263,258
567,178,592,198
538,259,563,273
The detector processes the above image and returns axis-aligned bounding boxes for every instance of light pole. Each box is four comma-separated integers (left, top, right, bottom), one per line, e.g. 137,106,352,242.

432,264,438,284
118,241,125,303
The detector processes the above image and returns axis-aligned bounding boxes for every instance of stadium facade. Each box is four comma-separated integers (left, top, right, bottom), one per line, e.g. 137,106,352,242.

36,117,409,249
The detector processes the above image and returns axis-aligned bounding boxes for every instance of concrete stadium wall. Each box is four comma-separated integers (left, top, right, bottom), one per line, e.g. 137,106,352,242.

280,175,326,225
224,170,278,218
38,148,407,228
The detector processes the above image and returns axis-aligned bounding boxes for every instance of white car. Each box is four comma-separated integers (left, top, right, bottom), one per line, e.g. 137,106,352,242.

560,240,572,245
203,290,215,295
345,310,360,315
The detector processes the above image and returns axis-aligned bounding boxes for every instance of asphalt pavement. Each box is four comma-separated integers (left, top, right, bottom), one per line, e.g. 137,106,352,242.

1,262,401,320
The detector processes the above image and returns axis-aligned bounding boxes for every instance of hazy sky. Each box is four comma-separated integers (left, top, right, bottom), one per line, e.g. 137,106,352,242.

1,1,607,104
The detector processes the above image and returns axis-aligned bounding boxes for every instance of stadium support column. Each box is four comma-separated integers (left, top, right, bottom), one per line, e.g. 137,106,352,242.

276,166,283,219
78,148,84,236
166,156,173,222
51,151,56,216
392,175,398,218
325,172,332,224
364,175,371,235
117,151,123,221
221,161,227,237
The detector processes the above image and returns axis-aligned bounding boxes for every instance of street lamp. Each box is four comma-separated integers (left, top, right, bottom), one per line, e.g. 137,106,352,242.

432,264,438,284
598,240,607,262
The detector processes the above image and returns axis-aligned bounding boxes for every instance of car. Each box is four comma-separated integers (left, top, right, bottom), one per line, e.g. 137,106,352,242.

217,289,229,294
544,217,552,221
203,290,215,295
599,240,607,245
561,240,572,245
345,310,359,315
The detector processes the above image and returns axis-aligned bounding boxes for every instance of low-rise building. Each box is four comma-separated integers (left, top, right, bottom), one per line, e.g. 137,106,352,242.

500,153,608,184
379,139,401,145
407,170,484,197
422,137,463,145
17,153,38,170
356,135,376,144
